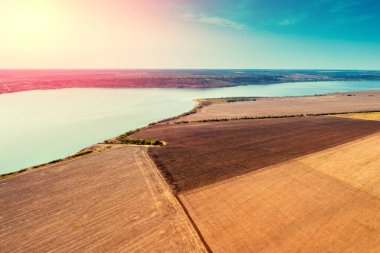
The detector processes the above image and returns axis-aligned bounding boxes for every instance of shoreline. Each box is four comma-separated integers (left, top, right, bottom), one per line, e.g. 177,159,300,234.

2,68,380,94
1,88,380,180
2,79,380,95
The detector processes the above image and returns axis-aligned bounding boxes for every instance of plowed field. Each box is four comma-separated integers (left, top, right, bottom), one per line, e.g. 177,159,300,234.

0,146,205,253
134,117,380,192
178,91,380,122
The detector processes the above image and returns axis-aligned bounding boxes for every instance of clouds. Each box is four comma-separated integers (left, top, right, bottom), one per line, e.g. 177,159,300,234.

181,13,246,30
329,1,359,13
178,0,380,42
278,14,307,26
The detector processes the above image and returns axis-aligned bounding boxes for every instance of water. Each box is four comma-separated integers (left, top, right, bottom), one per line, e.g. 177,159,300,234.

1,81,380,174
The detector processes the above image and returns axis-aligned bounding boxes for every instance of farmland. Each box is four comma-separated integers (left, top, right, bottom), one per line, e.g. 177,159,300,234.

2,88,380,252
180,132,380,252
133,108,380,251
133,116,380,192
0,146,206,252
177,90,380,122
296,132,380,198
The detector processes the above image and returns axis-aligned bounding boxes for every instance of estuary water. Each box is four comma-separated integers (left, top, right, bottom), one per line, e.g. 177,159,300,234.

1,81,380,174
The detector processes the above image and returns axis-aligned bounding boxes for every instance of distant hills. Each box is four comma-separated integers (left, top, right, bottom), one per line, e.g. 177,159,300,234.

1,69,380,94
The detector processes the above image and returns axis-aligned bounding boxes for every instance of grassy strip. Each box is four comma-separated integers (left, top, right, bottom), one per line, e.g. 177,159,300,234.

173,110,380,124
224,97,257,103
0,168,28,180
106,132,164,146
70,150,93,158
118,137,163,146
1,158,64,180
306,110,380,116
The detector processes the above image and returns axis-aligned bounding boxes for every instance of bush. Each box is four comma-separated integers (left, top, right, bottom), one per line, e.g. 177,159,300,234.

118,135,163,146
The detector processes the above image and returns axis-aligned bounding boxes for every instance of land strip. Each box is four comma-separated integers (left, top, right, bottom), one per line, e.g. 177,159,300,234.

176,90,380,122
0,146,206,252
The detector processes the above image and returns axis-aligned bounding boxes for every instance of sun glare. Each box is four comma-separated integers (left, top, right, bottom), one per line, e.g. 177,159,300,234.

1,1,63,48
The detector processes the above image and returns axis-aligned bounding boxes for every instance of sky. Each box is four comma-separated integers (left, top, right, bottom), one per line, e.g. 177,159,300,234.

0,0,379,69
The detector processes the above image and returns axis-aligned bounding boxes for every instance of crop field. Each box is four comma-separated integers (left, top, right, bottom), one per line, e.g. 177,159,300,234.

3,89,380,252
0,146,205,253
134,116,380,192
177,91,380,122
180,132,380,252
134,115,380,252
297,132,380,198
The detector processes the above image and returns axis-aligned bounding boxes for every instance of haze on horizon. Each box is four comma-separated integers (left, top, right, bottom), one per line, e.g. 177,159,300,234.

1,0,379,70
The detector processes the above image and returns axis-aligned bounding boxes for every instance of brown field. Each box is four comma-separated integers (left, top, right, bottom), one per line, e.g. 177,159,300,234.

133,116,380,192
178,91,380,122
0,146,206,253
180,132,380,252
134,114,380,251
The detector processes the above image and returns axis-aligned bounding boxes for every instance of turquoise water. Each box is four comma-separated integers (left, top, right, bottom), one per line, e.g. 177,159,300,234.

1,81,380,174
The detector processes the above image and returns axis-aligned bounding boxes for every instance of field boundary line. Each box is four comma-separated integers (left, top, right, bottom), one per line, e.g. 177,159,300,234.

171,110,380,125
182,131,380,201
141,148,211,252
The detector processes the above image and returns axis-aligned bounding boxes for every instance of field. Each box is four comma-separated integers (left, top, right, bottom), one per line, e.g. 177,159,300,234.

333,111,380,121
134,113,380,252
0,146,206,252
180,132,380,252
133,116,380,192
2,88,380,252
296,132,380,198
178,91,380,122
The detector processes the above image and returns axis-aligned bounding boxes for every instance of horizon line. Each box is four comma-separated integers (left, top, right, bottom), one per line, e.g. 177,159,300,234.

1,68,380,71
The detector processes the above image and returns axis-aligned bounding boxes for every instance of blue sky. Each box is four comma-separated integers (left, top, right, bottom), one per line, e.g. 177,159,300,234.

178,0,380,42
163,0,380,70
1,0,379,69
